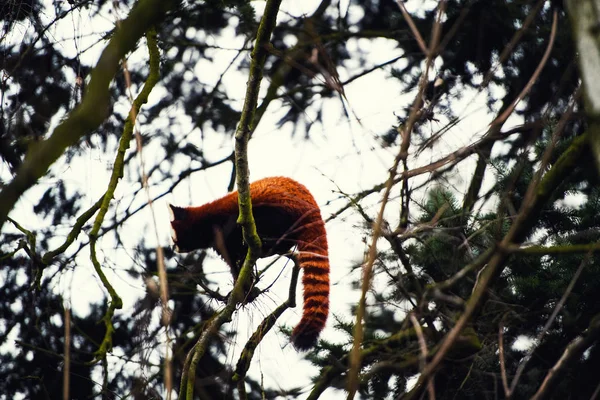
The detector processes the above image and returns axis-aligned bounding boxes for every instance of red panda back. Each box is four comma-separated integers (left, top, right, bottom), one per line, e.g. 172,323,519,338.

169,176,329,350
250,177,330,350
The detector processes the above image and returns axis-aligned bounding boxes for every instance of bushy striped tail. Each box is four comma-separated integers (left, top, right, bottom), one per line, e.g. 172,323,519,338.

291,227,330,350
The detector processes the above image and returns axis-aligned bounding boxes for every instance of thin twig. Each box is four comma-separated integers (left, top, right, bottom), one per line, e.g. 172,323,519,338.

346,3,447,399
63,305,71,400
493,10,558,126
498,314,510,397
509,253,591,395
232,258,300,389
504,242,600,255
410,314,435,400
395,0,428,56
437,5,470,54
123,27,173,399
87,21,165,364
530,312,600,400
481,0,546,88
326,121,527,223
590,382,600,400
0,0,181,232
5,0,93,80
405,125,588,398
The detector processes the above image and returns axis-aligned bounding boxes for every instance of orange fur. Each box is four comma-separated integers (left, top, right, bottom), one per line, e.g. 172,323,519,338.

169,176,329,350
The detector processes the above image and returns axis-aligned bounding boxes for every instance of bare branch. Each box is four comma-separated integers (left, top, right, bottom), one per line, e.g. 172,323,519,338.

405,128,589,398
395,1,428,56
410,314,435,400
498,314,510,397
481,0,546,88
493,10,558,126
63,305,71,400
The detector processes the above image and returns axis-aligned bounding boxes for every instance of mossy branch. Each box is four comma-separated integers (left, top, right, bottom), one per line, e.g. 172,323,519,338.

0,240,25,262
41,197,103,265
6,217,45,288
0,0,180,232
233,0,284,266
89,27,162,362
180,1,283,398
7,217,36,247
232,259,300,386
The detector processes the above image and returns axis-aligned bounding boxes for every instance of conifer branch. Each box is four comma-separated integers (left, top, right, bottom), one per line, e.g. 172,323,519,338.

405,131,590,399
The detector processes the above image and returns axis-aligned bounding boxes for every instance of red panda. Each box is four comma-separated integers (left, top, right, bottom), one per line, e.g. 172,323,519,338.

169,176,329,350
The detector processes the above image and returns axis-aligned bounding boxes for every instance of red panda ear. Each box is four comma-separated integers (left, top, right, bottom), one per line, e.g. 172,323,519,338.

168,204,187,221
168,204,175,222
168,204,180,252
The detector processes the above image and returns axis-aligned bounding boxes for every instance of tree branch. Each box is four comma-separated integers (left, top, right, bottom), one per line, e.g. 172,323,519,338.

347,3,447,397
405,131,589,398
89,26,163,362
232,257,300,389
567,0,600,173
179,1,283,397
0,0,180,231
